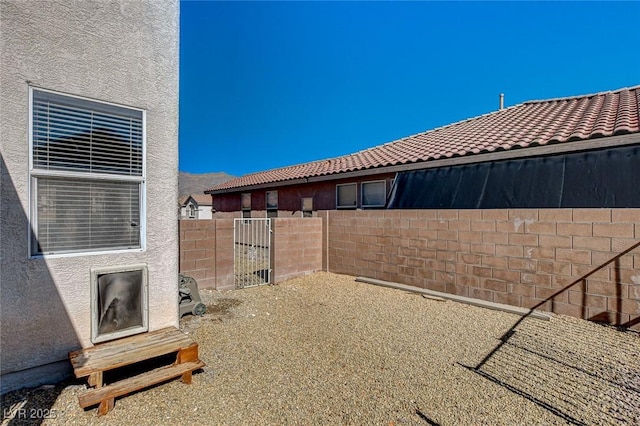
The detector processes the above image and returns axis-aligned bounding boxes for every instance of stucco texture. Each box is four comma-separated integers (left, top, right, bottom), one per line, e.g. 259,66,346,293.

0,0,179,392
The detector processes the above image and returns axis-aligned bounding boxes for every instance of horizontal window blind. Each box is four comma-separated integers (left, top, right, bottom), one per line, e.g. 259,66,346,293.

32,91,143,176
34,177,141,254
30,88,144,256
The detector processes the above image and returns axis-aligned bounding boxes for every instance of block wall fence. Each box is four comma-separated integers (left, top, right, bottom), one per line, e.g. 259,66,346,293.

180,209,639,330
179,218,323,291
179,219,234,290
328,209,640,331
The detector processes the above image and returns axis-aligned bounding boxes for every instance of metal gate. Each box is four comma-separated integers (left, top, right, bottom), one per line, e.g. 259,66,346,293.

234,218,272,288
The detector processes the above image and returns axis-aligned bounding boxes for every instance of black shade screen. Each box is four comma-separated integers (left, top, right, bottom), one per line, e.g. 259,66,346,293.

387,144,640,209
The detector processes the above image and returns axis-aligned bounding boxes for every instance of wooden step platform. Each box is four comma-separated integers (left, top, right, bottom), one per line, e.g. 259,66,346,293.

69,327,205,415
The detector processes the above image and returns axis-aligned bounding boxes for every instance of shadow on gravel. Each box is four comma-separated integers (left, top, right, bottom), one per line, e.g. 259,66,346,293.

0,377,86,426
415,405,441,425
205,298,242,318
461,241,640,425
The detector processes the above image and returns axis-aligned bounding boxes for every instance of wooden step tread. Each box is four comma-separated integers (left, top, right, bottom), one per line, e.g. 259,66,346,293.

70,327,193,377
78,360,205,408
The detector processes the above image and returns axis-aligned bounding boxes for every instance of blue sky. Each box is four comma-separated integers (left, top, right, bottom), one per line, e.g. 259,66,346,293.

179,1,640,177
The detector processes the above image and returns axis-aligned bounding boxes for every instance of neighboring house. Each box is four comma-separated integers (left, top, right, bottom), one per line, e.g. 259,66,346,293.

0,0,179,393
180,194,213,219
207,86,640,214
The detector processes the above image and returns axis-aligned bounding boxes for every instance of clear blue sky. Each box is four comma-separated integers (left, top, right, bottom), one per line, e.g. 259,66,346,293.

179,1,640,177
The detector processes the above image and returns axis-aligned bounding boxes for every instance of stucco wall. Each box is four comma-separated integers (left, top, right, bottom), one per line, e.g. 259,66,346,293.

0,0,179,392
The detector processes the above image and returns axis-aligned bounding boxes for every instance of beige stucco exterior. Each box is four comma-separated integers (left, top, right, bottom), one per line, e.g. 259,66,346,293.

0,0,179,393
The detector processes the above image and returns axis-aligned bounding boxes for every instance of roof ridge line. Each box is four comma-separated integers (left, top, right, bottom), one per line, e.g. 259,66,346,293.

523,84,640,105
355,103,524,154
236,152,353,178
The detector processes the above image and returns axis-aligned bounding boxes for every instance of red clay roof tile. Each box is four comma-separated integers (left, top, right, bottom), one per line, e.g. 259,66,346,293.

182,194,212,206
207,85,640,193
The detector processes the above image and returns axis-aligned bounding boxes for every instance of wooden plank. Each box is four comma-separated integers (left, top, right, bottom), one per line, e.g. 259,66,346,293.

97,398,114,416
88,371,103,388
70,327,190,367
176,343,199,364
70,327,194,377
181,371,193,385
78,360,205,409
70,327,186,360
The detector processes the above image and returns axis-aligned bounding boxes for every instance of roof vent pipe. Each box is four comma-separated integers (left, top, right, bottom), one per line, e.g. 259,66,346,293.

499,93,504,110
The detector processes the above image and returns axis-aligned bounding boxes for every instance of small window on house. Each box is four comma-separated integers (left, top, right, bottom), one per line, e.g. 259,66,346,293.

266,191,278,218
187,204,196,218
241,193,251,210
336,183,357,209
362,180,386,208
266,191,278,210
301,197,313,218
29,88,145,256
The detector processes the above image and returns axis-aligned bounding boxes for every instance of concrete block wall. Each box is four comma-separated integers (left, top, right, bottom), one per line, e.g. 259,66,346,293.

327,209,640,330
179,218,323,290
272,218,323,282
179,219,234,290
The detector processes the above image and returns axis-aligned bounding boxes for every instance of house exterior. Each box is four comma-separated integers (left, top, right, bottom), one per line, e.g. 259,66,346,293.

0,0,179,393
206,86,640,214
201,86,640,329
180,194,213,219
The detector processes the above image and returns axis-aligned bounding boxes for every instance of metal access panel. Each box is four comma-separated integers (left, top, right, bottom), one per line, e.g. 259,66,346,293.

234,218,272,288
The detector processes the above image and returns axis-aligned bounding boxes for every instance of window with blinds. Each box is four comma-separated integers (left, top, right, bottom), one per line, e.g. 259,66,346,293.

362,180,386,208
30,88,145,256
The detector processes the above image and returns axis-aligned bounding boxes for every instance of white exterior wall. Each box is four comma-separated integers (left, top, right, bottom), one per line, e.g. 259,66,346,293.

191,202,213,220
0,0,179,392
180,200,213,219
198,205,214,220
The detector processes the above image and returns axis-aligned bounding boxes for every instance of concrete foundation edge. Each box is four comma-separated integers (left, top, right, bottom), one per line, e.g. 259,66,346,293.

1,360,73,395
355,276,551,321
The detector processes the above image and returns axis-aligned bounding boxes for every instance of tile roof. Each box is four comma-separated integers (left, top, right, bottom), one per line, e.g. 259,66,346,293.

182,194,212,206
207,85,640,193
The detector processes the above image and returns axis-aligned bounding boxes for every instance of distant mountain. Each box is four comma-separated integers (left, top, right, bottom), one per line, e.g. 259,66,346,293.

179,171,235,199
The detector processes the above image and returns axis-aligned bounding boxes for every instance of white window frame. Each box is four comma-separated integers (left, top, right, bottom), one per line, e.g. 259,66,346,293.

28,87,146,258
187,203,196,218
336,183,357,209
361,180,387,208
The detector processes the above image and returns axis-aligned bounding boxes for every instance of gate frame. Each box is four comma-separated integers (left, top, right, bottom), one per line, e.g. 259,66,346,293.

233,218,272,288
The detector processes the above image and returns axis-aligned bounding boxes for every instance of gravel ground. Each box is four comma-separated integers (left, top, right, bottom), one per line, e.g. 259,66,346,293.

2,272,639,425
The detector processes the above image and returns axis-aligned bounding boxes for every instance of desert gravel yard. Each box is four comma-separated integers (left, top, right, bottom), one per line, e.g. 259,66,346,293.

2,272,639,425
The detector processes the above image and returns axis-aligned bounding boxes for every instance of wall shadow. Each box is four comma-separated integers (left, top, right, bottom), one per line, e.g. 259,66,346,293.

1,156,83,424
460,240,640,424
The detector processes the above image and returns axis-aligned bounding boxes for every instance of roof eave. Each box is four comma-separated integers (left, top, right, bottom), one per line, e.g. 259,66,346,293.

206,177,310,195
208,133,640,195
